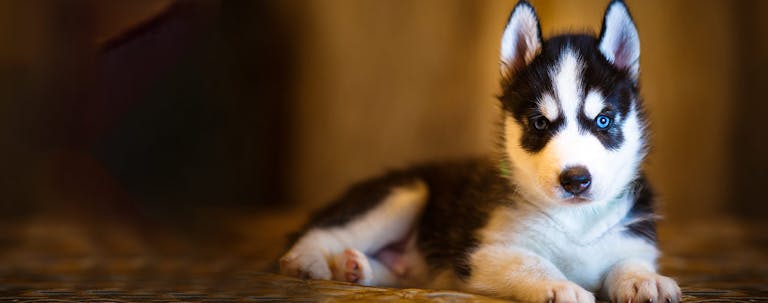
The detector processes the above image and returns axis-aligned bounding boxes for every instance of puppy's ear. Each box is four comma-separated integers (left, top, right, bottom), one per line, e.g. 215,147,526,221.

599,0,640,81
500,1,542,77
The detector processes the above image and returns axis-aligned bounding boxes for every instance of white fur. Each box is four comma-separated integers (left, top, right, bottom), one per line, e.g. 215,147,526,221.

500,3,540,76
554,51,584,121
464,193,659,301
280,181,429,285
465,245,594,303
599,1,640,79
583,90,605,119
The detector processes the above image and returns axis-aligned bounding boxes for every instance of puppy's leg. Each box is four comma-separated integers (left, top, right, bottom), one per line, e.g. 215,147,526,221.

602,260,681,303
280,181,428,284
279,230,336,280
465,246,595,303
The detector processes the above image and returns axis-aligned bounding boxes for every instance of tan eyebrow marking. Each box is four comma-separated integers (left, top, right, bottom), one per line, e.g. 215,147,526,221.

538,94,559,121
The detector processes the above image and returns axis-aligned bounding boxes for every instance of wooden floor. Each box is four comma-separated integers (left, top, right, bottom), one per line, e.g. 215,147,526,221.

0,210,765,302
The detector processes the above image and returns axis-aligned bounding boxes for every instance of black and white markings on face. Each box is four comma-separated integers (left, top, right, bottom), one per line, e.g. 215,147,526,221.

498,1,646,203
500,36,648,203
500,35,640,154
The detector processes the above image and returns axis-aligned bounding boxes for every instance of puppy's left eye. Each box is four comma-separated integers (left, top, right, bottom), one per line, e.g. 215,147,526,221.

532,117,549,131
595,115,611,129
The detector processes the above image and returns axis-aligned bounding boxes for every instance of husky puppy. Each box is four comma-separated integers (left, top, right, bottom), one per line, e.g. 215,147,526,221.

279,1,681,302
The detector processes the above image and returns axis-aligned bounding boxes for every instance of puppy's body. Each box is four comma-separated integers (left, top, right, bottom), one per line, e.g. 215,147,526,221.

280,1,681,302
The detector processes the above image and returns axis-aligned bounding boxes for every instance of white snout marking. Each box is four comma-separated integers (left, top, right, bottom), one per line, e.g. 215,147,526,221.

547,127,604,198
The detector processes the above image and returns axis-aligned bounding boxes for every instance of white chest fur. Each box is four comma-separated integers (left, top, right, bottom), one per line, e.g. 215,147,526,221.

476,195,659,291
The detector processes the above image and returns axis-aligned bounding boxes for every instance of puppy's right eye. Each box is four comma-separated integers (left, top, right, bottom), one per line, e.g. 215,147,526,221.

532,117,549,130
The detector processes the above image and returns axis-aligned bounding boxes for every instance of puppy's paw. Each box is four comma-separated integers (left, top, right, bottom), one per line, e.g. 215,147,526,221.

279,250,332,280
520,280,594,303
332,248,373,285
545,281,595,303
608,272,681,303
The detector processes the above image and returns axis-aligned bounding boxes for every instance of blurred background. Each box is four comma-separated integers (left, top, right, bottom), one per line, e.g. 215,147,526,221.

0,0,766,274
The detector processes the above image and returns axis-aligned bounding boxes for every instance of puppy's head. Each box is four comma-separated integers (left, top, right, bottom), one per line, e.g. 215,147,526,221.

499,1,647,206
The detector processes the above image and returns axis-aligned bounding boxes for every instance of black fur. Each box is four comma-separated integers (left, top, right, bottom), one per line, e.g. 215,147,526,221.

578,34,637,150
500,34,639,152
413,160,510,279
624,175,657,244
293,159,511,279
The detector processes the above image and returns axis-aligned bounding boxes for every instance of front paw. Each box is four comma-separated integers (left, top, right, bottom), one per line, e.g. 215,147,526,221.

527,280,595,303
608,272,681,303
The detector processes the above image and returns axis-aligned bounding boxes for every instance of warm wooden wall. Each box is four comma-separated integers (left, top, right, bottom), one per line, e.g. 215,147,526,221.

287,0,502,209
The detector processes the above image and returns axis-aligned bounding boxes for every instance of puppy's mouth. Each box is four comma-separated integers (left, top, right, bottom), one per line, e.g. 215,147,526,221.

560,193,592,204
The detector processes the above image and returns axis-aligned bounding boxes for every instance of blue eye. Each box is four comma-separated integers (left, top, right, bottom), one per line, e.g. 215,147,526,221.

532,117,549,130
595,115,611,129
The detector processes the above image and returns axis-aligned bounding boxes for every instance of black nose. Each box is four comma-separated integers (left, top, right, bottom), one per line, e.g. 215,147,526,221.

559,166,591,195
